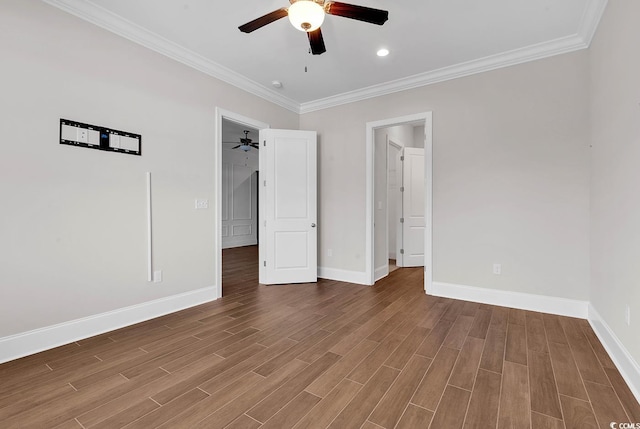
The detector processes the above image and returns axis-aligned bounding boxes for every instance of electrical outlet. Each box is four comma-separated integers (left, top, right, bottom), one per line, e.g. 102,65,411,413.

625,305,631,326
195,199,209,209
493,263,501,275
153,270,162,283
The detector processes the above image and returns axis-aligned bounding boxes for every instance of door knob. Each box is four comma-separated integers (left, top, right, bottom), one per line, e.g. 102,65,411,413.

311,223,316,228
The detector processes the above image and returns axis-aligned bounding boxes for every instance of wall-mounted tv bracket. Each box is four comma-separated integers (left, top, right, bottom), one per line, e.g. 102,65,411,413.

60,118,141,156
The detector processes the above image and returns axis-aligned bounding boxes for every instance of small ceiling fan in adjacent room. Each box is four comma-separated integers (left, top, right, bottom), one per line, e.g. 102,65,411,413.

223,130,260,152
238,0,389,55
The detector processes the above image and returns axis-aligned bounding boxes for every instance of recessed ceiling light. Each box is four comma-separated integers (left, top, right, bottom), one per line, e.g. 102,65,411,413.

271,80,283,88
377,48,389,57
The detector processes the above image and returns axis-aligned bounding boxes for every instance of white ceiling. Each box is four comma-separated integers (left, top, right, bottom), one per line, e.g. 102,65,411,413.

43,0,606,113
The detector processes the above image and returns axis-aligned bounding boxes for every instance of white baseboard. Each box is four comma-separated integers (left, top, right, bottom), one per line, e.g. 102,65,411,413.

222,240,258,249
374,265,388,282
431,282,639,403
318,266,370,285
0,286,218,364
588,304,640,403
431,281,588,318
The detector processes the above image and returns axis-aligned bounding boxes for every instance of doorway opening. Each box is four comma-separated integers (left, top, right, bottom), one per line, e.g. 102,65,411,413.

365,112,433,293
215,108,269,298
221,121,259,249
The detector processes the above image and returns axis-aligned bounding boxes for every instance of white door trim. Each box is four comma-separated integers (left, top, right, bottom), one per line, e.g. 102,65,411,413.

388,139,403,266
365,112,433,293
215,108,269,299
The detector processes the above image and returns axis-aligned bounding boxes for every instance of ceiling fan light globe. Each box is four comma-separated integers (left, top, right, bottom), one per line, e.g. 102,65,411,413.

288,1,325,32
240,145,251,152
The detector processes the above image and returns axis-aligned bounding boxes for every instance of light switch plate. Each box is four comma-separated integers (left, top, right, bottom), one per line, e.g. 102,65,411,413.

120,135,139,151
109,134,121,149
195,199,209,209
77,128,88,143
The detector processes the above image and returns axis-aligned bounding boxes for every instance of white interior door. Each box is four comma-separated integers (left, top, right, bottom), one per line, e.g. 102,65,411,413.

398,147,425,267
387,142,401,260
259,129,317,284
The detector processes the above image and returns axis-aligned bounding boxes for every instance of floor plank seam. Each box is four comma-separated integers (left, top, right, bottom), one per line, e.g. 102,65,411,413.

394,402,415,429
250,369,267,378
481,368,502,376
407,401,431,412
516,315,533,429
195,386,211,396
322,384,366,429
494,365,504,429
243,412,262,425
428,338,464,416
565,327,606,422
455,384,474,429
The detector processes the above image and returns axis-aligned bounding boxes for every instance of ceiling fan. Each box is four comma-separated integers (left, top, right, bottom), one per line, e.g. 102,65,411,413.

224,130,259,152
238,0,389,55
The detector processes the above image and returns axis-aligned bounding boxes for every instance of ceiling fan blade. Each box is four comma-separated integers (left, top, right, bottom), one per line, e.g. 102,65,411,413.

307,27,326,55
238,8,288,33
232,145,241,149
250,144,260,149
325,1,388,25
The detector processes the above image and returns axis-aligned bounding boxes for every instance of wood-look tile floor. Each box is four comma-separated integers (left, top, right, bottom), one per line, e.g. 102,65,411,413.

1,245,639,428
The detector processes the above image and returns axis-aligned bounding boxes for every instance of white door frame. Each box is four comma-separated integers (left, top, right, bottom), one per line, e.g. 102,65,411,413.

388,139,403,266
365,112,433,293
215,108,269,299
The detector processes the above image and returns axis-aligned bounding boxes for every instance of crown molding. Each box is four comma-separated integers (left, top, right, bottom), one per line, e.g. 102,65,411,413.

298,0,608,113
299,34,588,113
41,0,300,113
578,0,608,44
43,0,607,115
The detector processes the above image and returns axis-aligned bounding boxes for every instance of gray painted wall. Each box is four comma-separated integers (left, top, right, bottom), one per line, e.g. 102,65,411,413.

0,0,298,338
302,51,591,301
589,0,640,367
